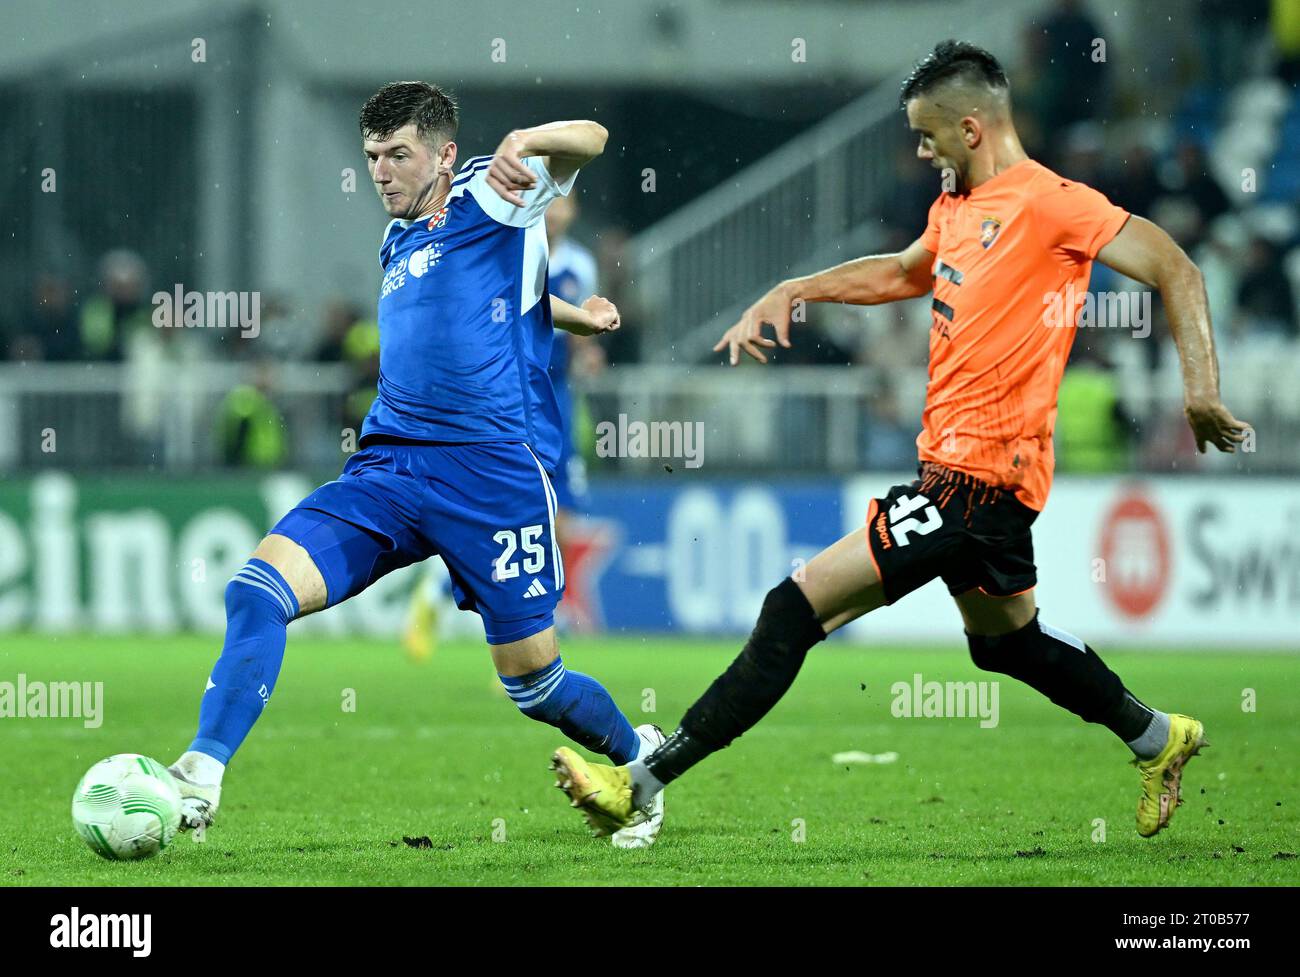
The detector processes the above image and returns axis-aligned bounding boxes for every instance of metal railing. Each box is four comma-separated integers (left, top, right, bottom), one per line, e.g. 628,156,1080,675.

580,364,922,474
3,359,1294,476
578,361,1300,477
0,362,354,473
626,0,1051,362
632,85,908,362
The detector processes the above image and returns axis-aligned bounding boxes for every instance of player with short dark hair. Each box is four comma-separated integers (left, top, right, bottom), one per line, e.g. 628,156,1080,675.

552,41,1249,840
167,80,667,849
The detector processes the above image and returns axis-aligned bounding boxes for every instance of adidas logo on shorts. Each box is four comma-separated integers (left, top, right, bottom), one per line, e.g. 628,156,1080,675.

522,578,548,599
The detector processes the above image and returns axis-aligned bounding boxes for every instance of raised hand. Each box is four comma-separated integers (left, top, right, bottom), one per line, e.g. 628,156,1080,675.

485,131,538,207
713,285,796,366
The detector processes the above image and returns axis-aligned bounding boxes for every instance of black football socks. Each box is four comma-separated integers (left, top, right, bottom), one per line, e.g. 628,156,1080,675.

966,611,1170,759
629,578,826,803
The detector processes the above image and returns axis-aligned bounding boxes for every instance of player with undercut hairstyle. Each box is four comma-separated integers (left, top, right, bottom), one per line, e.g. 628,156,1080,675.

552,40,1249,841
167,81,667,849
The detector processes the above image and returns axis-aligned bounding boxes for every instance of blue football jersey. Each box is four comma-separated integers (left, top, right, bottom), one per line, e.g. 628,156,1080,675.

364,154,577,473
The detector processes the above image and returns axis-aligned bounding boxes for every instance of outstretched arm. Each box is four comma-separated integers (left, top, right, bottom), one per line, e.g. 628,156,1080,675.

713,236,935,365
1096,216,1250,453
486,121,608,206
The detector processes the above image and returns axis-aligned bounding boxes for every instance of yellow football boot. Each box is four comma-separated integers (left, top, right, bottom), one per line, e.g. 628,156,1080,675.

1134,713,1208,837
550,747,644,837
401,578,438,664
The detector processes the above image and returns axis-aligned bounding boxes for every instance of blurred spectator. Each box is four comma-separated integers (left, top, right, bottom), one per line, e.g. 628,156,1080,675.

761,306,854,468
861,382,918,471
1160,141,1232,226
341,318,381,438
1014,23,1053,160
1022,0,1110,147
1054,122,1108,191
79,249,152,362
316,297,365,362
1043,0,1107,88
546,193,604,380
1194,215,1249,344
1149,195,1205,255
546,192,605,479
123,289,209,455
224,293,303,362
1200,0,1270,91
1105,141,1163,219
771,304,853,365
1056,337,1130,472
879,142,940,248
5,274,82,361
1235,235,1298,338
1272,0,1300,84
855,300,931,372
216,360,288,469
595,228,645,366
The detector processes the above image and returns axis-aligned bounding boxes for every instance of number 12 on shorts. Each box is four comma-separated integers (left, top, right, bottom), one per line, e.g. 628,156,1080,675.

888,493,941,547
492,525,546,581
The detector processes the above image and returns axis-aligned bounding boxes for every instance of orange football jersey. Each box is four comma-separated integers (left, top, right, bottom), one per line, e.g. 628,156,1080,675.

916,158,1130,511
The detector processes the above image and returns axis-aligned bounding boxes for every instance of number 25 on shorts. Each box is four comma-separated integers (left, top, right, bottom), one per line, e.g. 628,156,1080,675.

887,494,942,547
492,525,546,581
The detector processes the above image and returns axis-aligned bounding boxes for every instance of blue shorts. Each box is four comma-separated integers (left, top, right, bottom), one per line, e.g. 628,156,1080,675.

271,440,565,644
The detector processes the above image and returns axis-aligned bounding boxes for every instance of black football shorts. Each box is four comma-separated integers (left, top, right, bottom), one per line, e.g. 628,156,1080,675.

865,461,1039,604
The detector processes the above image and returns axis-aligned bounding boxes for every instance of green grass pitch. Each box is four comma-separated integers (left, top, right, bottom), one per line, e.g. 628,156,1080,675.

3,633,1297,886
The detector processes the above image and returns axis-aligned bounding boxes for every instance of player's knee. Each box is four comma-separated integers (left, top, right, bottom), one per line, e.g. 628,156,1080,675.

750,578,824,658
965,614,1077,680
966,630,997,671
252,533,326,613
225,559,300,626
965,618,1033,674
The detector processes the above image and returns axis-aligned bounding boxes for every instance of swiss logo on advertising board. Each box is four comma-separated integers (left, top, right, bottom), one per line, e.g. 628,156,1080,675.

1098,488,1170,619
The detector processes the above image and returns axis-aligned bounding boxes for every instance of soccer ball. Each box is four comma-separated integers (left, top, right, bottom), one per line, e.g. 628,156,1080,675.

71,754,183,860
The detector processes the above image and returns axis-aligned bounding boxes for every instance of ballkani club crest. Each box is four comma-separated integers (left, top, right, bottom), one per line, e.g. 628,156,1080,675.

979,216,1002,249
